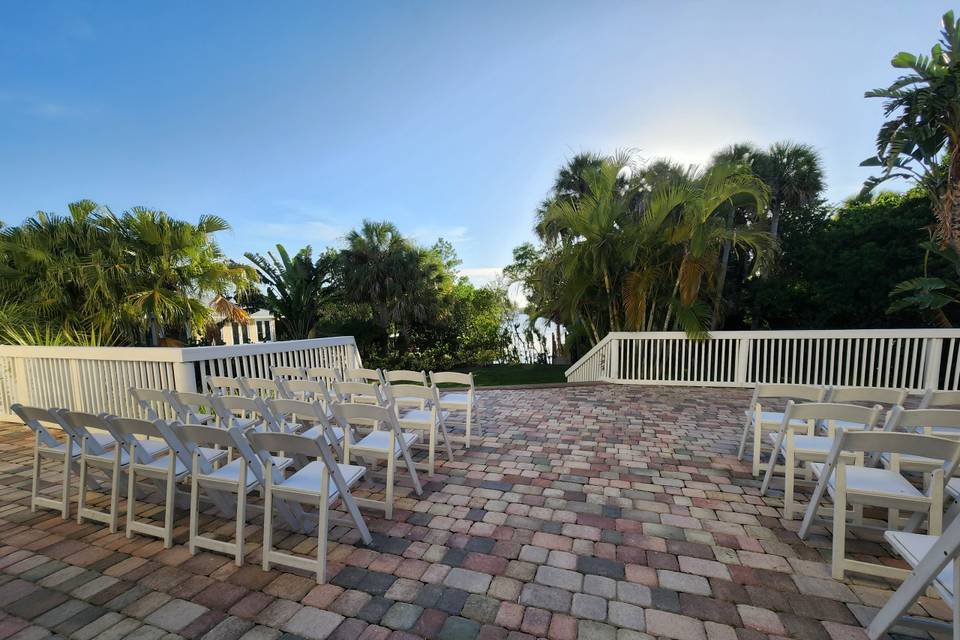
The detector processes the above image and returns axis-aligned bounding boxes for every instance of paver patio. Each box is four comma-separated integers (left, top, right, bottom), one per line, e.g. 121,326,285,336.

0,385,949,640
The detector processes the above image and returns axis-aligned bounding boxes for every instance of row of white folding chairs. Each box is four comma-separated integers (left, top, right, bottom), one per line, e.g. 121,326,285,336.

736,384,937,476
135,377,454,477
267,365,481,447
751,400,960,580
13,397,423,582
132,385,430,512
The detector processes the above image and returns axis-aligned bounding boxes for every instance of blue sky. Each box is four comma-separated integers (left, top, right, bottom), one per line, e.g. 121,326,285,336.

0,2,952,285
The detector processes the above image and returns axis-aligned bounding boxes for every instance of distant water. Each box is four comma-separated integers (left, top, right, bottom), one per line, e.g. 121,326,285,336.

505,312,566,364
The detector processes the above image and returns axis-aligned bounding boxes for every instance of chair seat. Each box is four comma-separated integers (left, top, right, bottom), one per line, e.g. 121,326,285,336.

399,409,450,424
278,461,366,503
809,463,922,498
300,425,345,444
84,437,167,465
879,451,942,469
70,431,118,454
440,392,470,405
354,430,418,455
767,432,834,454
202,456,293,489
746,410,808,426
885,531,954,601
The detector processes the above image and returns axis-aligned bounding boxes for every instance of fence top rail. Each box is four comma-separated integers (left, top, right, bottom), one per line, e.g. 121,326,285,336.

565,334,613,377
605,330,960,340
0,336,358,363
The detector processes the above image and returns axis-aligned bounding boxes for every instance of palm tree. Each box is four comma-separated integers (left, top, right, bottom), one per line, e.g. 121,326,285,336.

109,208,256,345
863,10,960,250
339,220,447,348
536,152,641,342
624,163,774,336
245,245,336,339
755,142,825,241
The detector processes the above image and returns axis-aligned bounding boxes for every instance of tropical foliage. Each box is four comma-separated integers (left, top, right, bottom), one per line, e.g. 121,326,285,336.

0,201,254,346
507,151,776,351
247,221,515,370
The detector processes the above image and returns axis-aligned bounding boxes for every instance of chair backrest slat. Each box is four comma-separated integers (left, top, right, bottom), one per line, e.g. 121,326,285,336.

334,380,385,405
306,366,342,383
272,366,306,380
919,389,960,409
430,371,474,388
754,384,825,402
12,404,64,448
207,376,249,397
384,370,428,385
344,367,384,384
56,410,113,455
784,401,882,426
827,386,909,407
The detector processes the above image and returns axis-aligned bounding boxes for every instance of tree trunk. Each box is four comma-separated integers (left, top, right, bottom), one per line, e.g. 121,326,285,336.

769,201,781,241
941,139,960,253
711,238,732,330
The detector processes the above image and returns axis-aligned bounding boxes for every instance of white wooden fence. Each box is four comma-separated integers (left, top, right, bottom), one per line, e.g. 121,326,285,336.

0,337,362,421
565,330,960,391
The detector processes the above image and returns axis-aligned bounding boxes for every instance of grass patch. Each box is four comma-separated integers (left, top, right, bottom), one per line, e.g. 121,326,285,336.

458,364,568,387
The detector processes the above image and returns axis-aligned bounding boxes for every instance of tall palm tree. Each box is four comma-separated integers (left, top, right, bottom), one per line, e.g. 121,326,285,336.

755,142,825,241
537,152,641,341
624,163,774,336
109,208,256,345
339,220,447,348
863,10,960,250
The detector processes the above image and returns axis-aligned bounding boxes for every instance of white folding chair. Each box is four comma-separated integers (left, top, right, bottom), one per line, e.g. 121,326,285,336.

206,375,250,397
736,383,827,475
266,398,345,459
333,380,387,417
867,515,960,639
430,371,480,448
877,409,960,473
12,404,89,518
177,424,295,565
823,386,908,431
387,384,454,475
247,431,372,583
798,429,960,580
239,376,282,400
211,394,273,432
384,370,428,410
59,410,157,531
332,402,423,519
760,401,881,519
130,387,180,421
344,366,385,385
277,378,336,411
167,391,218,426
306,366,343,385
919,389,960,409
108,416,229,548
272,366,307,381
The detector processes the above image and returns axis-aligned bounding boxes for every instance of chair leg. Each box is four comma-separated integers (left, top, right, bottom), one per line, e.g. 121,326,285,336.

783,450,795,521
752,423,762,477
235,489,246,567
61,446,72,519
163,473,175,549
317,474,329,583
465,405,472,449
262,485,273,571
385,454,395,520
399,443,423,496
737,416,751,461
831,475,847,580
189,478,199,557
440,418,454,462
110,456,122,533
77,452,88,525
428,427,436,476
126,461,137,539
30,442,40,513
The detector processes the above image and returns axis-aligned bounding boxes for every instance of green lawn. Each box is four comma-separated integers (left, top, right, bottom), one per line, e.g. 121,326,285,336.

459,364,568,387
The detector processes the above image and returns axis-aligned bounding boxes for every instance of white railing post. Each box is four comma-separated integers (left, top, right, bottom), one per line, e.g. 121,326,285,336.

172,360,198,394
735,337,750,387
924,337,943,391
12,357,29,407
608,338,619,382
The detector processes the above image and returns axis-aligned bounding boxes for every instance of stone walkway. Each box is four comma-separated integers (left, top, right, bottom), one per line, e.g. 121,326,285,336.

0,385,948,640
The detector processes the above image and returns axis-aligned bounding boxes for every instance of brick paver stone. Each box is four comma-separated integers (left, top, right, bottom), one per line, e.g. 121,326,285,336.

282,606,345,640
444,568,493,594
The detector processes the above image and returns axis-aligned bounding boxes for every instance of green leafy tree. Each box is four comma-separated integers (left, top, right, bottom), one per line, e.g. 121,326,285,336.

863,11,960,249
244,245,337,339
